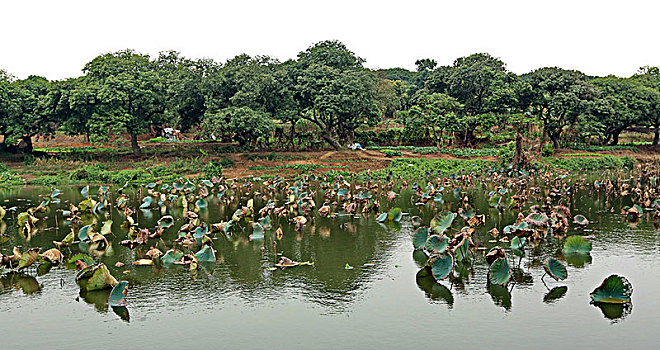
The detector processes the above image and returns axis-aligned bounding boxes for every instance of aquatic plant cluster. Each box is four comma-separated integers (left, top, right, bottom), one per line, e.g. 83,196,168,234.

1,162,655,319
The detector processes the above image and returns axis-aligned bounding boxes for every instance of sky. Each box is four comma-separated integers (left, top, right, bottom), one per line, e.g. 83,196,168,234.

1,0,658,80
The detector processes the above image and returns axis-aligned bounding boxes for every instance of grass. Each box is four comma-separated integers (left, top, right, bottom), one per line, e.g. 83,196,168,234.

372,158,498,179
248,164,349,171
560,153,607,157
542,156,635,171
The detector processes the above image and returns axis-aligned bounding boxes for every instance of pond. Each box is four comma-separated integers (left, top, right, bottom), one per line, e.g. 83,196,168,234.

0,176,658,349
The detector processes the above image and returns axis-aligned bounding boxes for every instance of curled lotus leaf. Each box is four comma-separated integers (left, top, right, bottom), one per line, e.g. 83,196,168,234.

488,257,511,286
458,208,475,221
563,235,592,255
140,196,153,209
590,274,633,304
543,257,568,281
413,227,429,250
158,215,174,229
387,207,402,222
107,281,129,307
161,249,184,264
573,215,589,226
425,235,449,254
430,254,454,281
100,220,113,236
81,185,89,199
375,212,387,223
524,212,549,227
85,263,119,292
195,245,216,262
41,248,63,264
78,224,93,241
486,247,506,266
19,248,40,269
510,236,525,250
250,223,265,240
67,254,94,270
430,212,456,236
410,216,422,227
195,198,208,210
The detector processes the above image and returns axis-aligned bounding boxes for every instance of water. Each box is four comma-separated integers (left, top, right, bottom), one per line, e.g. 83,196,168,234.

0,182,658,349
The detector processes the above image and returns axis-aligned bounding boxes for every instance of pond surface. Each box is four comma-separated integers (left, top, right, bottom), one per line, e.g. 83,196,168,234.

0,181,658,349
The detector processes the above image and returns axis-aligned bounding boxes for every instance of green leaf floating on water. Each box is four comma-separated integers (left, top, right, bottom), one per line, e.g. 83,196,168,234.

195,246,216,262
488,257,510,286
425,235,449,254
590,275,633,304
543,257,568,281
107,281,129,307
162,249,184,264
388,207,402,222
412,227,429,250
563,235,592,255
430,254,454,281
375,212,387,223
573,214,589,226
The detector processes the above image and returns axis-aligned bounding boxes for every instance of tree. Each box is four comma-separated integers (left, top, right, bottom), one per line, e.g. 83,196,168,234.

200,106,273,147
290,41,379,149
0,75,54,152
426,53,514,145
521,67,597,148
589,76,658,145
398,92,462,150
632,66,660,145
155,51,221,132
83,50,166,154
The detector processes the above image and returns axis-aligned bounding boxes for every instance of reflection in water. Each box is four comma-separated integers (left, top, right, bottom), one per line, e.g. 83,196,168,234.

0,272,41,294
412,251,428,269
565,253,592,268
488,284,512,310
543,286,568,304
511,267,533,285
415,269,454,308
593,302,632,322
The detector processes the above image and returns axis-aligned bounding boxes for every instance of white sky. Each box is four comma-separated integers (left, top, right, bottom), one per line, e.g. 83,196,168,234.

1,0,658,80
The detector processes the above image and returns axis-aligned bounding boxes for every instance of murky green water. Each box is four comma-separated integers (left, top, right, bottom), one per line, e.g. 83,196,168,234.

0,182,658,349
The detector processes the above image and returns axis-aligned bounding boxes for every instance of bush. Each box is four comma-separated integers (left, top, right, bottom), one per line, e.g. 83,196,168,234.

203,161,223,178
542,144,554,156
381,150,402,157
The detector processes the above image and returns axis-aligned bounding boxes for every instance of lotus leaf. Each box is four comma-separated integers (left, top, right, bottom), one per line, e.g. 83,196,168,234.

78,224,93,241
412,227,429,250
563,235,592,255
250,223,265,240
140,196,153,209
376,212,387,223
488,257,511,285
590,275,633,304
18,248,40,269
430,212,456,235
430,254,454,281
195,246,216,262
100,220,113,235
388,207,402,222
510,236,525,250
85,263,118,291
543,257,567,281
425,235,449,254
162,249,184,264
107,281,129,307
573,215,589,226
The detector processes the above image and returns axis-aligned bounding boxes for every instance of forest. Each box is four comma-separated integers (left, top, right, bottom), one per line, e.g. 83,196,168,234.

1,40,659,158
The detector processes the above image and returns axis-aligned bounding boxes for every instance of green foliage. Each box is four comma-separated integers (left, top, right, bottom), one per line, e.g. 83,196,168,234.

200,106,273,147
544,156,634,171
248,164,348,171
542,144,554,156
203,161,223,178
381,149,402,157
374,158,497,179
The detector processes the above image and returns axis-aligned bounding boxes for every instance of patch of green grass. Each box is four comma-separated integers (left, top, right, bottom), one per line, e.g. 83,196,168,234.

248,164,349,171
373,158,498,179
560,153,606,157
543,156,635,171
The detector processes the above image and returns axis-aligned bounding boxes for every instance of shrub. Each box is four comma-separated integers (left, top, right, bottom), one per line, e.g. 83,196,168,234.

203,161,223,178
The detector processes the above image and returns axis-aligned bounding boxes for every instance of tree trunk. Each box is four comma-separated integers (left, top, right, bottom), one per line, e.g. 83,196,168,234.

549,132,560,149
610,130,621,146
513,127,523,167
321,131,342,150
288,123,296,151
654,125,659,146
130,133,142,154
18,135,33,153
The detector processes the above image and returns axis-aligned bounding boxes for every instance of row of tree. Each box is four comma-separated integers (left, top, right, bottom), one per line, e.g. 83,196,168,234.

1,40,659,154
